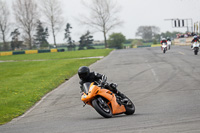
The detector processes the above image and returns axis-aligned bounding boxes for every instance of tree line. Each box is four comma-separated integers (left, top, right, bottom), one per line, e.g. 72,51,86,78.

0,0,64,50
135,25,181,44
0,0,122,51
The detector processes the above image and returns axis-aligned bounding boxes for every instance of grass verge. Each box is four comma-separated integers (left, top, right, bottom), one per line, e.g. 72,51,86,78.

0,49,112,125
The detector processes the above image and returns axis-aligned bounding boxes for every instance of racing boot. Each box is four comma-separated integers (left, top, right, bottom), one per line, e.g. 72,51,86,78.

117,91,129,103
110,83,129,105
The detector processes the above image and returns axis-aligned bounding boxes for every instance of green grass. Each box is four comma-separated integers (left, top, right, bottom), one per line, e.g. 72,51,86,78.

0,49,112,125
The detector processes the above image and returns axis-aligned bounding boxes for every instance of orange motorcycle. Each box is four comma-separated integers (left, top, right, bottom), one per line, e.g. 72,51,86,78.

81,76,135,118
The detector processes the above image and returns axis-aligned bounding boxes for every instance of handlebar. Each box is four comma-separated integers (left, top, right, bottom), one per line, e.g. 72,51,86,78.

95,80,108,88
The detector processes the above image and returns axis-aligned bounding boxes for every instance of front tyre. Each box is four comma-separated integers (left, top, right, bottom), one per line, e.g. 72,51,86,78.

92,97,112,118
163,49,166,53
124,97,135,115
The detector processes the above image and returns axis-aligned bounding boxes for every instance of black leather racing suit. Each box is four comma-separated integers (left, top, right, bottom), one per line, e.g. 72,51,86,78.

191,38,199,43
79,72,118,93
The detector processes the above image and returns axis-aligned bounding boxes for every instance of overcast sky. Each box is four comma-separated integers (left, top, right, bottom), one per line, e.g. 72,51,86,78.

5,0,200,43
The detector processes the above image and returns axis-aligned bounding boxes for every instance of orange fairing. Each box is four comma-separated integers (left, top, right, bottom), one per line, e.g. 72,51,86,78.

81,82,126,115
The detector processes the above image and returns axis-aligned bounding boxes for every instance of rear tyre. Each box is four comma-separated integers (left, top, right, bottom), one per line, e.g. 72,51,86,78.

92,97,112,118
124,97,135,115
194,51,198,55
194,48,198,55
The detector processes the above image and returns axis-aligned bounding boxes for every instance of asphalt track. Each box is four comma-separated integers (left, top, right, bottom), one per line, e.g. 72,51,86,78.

1,46,200,133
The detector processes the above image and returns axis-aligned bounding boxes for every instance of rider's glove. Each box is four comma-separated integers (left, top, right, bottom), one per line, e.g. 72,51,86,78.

110,83,117,89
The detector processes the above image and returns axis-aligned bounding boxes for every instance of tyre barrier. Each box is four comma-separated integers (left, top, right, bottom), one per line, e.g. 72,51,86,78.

0,49,65,56
137,45,151,48
25,50,38,54
13,51,25,55
133,44,160,48
38,49,51,53
57,49,65,52
51,49,58,52
0,52,13,56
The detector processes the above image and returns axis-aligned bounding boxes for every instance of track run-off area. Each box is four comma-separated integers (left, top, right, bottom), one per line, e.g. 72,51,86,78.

0,45,200,133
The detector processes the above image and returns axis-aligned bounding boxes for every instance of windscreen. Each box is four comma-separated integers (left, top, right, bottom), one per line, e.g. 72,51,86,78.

83,82,91,94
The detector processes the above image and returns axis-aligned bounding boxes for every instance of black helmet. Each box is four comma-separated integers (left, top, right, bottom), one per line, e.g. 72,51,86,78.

78,66,90,80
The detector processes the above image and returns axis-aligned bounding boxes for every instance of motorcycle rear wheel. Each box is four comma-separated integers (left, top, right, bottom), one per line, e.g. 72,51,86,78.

92,97,112,118
124,97,135,115
194,50,198,55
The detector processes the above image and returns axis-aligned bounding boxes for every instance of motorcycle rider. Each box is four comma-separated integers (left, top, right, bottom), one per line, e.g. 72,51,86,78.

167,37,171,42
160,38,167,50
78,66,128,102
191,36,199,49
167,37,172,49
160,38,167,44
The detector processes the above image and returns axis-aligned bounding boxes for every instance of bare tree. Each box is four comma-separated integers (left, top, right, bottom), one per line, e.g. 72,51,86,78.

40,0,64,47
13,0,39,49
0,0,10,50
81,0,123,48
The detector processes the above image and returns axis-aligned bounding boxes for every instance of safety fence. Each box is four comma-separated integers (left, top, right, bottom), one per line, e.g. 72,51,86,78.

174,37,192,46
0,49,65,56
133,44,161,48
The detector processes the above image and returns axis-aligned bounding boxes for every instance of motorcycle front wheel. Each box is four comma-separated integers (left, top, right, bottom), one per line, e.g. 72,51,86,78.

163,49,166,53
92,97,112,118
